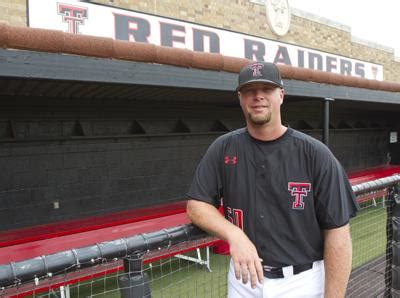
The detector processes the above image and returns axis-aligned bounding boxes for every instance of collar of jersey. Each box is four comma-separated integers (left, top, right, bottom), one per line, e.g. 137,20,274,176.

246,126,292,145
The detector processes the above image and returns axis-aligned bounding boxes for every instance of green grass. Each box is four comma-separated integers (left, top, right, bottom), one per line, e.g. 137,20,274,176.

147,253,229,297
31,205,388,297
350,205,387,269
32,252,230,297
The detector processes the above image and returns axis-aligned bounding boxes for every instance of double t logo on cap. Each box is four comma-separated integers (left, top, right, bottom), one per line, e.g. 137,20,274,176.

250,63,264,77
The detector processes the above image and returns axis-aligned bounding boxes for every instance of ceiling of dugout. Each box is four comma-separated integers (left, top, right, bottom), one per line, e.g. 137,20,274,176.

0,77,237,105
0,44,399,106
1,75,400,111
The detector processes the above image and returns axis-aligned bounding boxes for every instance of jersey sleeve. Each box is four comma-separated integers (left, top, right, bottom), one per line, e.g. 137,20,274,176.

186,137,223,207
313,144,359,229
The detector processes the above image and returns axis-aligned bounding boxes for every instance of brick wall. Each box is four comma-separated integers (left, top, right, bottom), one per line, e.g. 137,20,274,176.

0,98,242,230
0,0,399,82
0,0,25,26
282,99,393,170
0,133,215,230
0,95,396,230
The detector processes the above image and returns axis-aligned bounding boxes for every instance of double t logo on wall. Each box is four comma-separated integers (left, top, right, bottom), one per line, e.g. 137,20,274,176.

57,3,88,34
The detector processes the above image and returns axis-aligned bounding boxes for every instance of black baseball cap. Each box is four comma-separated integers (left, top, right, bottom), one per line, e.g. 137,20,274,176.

236,62,284,91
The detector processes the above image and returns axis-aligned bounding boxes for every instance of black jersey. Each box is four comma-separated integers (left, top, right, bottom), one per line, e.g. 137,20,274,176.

187,127,358,267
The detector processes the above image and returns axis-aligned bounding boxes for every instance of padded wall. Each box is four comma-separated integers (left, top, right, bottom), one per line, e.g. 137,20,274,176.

0,96,397,229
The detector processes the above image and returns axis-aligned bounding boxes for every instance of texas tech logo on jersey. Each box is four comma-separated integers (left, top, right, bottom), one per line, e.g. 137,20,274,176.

288,182,311,210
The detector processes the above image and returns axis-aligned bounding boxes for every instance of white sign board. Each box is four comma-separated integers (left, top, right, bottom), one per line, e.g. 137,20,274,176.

390,131,398,143
27,0,383,80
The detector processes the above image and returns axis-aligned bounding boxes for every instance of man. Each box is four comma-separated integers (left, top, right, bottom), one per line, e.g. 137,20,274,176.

186,61,358,297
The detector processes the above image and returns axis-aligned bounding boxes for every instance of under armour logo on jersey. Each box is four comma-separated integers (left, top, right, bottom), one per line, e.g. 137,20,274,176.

288,182,311,210
250,63,263,77
224,155,237,165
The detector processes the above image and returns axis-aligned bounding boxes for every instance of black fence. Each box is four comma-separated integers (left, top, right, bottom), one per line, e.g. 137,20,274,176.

0,175,399,297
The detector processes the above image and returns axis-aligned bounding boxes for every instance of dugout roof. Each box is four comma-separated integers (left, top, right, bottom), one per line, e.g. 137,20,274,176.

0,22,399,107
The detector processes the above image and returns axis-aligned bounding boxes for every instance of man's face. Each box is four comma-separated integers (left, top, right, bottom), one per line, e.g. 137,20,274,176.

238,82,284,126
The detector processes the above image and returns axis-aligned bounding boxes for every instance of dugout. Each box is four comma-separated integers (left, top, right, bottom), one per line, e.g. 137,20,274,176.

0,23,399,232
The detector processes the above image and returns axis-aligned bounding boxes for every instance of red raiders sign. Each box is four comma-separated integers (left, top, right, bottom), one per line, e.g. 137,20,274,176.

28,0,383,80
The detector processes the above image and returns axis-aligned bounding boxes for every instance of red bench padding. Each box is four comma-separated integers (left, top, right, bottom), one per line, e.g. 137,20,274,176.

348,165,400,185
0,213,190,264
0,201,186,248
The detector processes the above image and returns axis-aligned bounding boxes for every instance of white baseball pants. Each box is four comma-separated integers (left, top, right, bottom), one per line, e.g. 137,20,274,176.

227,259,325,298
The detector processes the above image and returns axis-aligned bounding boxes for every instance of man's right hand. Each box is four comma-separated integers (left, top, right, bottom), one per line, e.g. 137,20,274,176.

228,229,264,289
186,200,264,288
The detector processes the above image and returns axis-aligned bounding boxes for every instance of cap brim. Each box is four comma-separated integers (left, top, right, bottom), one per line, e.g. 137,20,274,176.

236,79,282,92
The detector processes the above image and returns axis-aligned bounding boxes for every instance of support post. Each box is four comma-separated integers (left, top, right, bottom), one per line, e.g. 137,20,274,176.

323,97,334,146
118,255,151,298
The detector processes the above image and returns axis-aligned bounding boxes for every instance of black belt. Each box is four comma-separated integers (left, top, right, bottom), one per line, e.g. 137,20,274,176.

263,263,313,279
